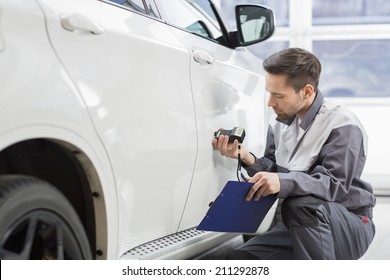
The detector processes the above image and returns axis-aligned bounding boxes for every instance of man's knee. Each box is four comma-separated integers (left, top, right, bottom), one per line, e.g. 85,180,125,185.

281,196,331,228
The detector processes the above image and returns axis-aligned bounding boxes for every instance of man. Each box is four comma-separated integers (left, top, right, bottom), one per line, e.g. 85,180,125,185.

212,48,376,260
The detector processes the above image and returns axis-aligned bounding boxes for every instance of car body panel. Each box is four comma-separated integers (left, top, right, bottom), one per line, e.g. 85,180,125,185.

167,27,269,231
0,0,274,259
38,0,200,255
0,0,120,258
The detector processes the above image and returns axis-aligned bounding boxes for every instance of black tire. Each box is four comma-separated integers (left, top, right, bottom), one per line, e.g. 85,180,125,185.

0,175,92,260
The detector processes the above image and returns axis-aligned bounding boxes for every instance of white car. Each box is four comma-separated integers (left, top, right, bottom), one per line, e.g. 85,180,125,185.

0,0,275,260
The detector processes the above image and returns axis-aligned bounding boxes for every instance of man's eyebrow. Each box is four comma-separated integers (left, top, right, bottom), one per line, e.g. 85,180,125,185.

268,91,285,96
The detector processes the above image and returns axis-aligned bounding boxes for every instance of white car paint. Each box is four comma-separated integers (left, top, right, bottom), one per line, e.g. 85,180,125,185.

0,0,275,259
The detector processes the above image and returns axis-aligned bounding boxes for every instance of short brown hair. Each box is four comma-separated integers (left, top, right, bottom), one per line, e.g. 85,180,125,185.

263,48,321,92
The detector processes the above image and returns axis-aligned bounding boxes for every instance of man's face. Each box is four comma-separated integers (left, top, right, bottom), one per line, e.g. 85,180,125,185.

265,73,306,120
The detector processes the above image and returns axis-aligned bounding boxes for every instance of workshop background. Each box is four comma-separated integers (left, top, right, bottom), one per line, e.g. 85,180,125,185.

215,0,390,259
216,0,390,195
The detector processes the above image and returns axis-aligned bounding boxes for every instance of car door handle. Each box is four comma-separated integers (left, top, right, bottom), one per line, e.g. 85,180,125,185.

193,50,214,65
60,13,104,35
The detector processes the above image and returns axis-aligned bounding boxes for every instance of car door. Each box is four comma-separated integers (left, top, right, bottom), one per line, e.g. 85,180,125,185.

38,0,198,253
155,0,269,231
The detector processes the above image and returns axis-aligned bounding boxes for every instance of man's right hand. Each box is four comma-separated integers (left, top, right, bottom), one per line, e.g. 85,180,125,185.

212,135,255,166
212,134,240,159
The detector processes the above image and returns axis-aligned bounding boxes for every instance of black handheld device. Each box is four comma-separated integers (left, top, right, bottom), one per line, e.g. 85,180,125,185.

214,127,246,143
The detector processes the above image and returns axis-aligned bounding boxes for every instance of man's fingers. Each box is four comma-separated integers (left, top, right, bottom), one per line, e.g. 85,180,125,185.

246,173,267,201
214,135,239,158
221,135,229,153
246,179,264,201
245,184,258,201
212,138,218,148
254,184,268,201
246,172,279,201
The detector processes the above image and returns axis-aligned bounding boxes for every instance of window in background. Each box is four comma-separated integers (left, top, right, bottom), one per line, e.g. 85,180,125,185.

313,40,390,97
313,0,390,25
217,0,390,193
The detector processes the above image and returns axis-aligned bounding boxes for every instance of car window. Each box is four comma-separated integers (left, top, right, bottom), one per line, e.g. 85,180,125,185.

158,0,225,44
145,0,160,18
109,0,147,14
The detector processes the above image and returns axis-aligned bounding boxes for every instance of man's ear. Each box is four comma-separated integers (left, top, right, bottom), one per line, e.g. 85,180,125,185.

303,84,315,99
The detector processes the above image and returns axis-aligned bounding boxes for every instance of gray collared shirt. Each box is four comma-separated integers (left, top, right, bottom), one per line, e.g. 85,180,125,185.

245,91,376,212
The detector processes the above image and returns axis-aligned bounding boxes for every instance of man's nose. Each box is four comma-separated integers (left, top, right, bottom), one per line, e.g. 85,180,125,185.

267,96,275,107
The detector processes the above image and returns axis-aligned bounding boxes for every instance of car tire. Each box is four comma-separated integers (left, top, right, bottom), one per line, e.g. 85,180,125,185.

0,175,92,260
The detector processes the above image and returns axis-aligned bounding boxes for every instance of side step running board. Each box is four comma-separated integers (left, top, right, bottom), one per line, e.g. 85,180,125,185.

120,227,238,260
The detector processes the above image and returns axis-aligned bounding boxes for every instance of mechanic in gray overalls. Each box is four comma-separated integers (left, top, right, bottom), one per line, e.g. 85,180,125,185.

213,48,376,259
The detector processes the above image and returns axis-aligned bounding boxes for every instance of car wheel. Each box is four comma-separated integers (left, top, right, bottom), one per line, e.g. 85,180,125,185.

0,175,92,259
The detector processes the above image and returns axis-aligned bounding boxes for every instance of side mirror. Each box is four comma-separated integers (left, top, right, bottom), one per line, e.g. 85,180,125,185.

235,5,275,46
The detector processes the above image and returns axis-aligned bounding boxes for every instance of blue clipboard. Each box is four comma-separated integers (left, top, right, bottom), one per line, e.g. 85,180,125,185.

197,181,277,233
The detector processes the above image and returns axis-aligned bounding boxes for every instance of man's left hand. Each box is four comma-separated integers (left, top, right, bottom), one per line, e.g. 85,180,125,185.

246,172,280,201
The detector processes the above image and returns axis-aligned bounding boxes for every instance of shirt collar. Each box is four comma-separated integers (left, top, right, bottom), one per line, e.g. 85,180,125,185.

276,90,324,130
